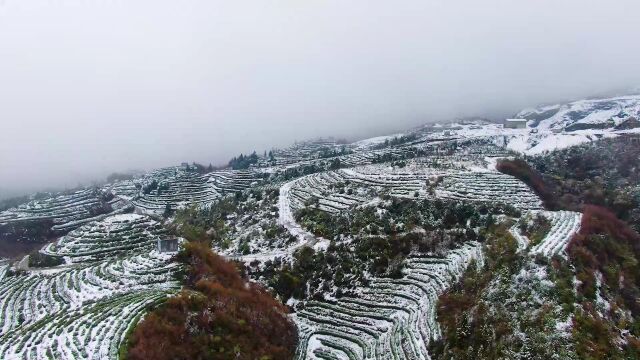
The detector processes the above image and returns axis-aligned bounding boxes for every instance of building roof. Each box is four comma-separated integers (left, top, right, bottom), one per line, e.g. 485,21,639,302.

505,118,527,122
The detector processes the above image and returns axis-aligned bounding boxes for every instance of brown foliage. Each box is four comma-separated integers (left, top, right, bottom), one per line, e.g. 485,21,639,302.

177,242,246,289
568,206,640,313
496,158,558,210
567,205,640,358
127,242,297,360
572,205,640,249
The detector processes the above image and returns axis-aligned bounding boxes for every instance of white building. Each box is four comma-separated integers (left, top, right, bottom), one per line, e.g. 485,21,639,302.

504,118,527,129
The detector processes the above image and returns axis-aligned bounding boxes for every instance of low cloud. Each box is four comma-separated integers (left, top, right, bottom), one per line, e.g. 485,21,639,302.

1,0,639,196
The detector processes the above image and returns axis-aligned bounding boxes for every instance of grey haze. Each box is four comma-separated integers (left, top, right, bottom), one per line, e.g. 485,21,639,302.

1,0,639,197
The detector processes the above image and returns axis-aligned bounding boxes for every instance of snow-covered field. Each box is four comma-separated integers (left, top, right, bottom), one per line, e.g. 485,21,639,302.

435,170,542,210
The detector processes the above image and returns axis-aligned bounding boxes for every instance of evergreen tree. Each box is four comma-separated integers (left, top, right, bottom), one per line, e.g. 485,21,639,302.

163,203,173,218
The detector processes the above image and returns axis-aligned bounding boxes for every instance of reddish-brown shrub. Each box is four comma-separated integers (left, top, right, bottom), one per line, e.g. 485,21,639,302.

568,205,640,315
573,205,640,247
496,158,557,209
127,242,297,360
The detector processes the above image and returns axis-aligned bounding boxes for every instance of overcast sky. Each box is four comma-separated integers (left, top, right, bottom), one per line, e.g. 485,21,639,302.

1,0,639,197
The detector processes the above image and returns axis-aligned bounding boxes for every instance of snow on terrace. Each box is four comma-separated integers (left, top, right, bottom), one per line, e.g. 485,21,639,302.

259,139,352,167
130,168,219,214
435,170,542,210
0,214,180,360
283,158,572,359
237,158,543,264
353,133,406,150
285,165,440,215
112,167,261,215
0,189,108,226
226,174,332,263
208,170,261,193
508,210,582,257
279,178,330,251
294,242,484,360
234,164,442,262
530,211,582,258
41,213,167,264
278,157,570,358
256,131,473,172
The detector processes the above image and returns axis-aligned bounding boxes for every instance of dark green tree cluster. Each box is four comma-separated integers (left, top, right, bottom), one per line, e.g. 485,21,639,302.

228,151,259,170
317,145,352,159
251,198,516,304
371,134,418,150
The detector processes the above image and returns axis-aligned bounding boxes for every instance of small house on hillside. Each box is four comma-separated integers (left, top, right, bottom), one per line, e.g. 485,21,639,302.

504,119,527,129
157,237,180,253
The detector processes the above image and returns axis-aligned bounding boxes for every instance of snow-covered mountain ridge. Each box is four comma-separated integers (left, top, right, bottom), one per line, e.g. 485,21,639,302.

516,94,640,131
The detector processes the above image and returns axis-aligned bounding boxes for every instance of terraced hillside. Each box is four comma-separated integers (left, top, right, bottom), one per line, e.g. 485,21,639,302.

0,166,263,259
0,214,180,360
265,157,545,359
529,211,582,257
171,138,552,359
40,214,168,263
4,95,638,359
435,171,542,210
0,189,131,257
294,244,483,360
109,167,262,215
0,189,109,226
282,163,541,218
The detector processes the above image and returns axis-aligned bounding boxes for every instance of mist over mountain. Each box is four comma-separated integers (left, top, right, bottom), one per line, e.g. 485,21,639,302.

2,0,640,196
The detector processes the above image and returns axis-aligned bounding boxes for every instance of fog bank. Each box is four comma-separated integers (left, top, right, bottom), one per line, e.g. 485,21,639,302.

1,0,639,197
